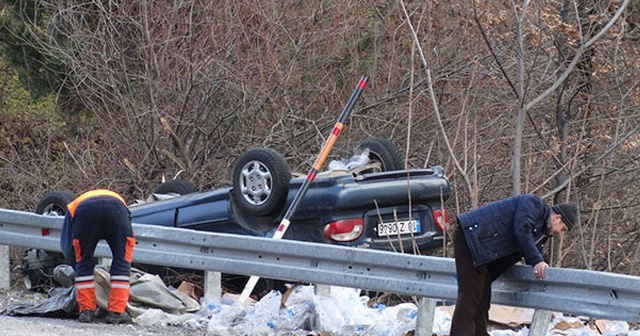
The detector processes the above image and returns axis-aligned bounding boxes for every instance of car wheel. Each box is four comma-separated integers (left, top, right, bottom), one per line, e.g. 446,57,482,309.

350,137,404,172
232,148,291,217
23,269,49,292
35,190,77,216
26,191,77,292
21,248,64,292
153,179,197,195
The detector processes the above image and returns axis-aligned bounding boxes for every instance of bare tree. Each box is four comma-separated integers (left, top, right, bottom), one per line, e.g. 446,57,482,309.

3,0,640,274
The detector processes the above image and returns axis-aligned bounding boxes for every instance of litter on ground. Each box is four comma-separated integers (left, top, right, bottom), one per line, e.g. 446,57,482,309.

3,266,639,336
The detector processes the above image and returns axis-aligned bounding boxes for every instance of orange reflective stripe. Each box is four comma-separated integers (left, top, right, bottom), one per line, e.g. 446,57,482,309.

76,285,96,312
125,237,135,263
107,286,130,314
72,238,82,262
66,189,126,217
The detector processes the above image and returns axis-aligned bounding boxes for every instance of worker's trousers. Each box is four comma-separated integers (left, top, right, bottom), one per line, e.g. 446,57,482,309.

71,196,135,314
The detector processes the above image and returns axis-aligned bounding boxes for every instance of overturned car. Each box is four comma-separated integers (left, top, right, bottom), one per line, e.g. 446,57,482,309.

23,137,452,292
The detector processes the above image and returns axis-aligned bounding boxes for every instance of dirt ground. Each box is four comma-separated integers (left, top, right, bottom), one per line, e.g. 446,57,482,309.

0,314,206,336
0,286,208,336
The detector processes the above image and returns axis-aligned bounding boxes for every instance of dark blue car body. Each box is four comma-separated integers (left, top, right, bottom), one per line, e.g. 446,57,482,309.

129,167,452,252
25,141,452,292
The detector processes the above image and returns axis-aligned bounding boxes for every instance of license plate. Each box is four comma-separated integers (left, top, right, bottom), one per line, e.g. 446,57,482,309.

377,219,420,237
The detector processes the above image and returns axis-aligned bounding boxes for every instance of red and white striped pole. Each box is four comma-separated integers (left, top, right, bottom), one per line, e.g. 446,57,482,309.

238,76,369,303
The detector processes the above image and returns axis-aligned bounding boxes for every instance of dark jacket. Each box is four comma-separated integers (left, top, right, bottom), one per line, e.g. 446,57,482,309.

457,194,551,267
60,190,127,266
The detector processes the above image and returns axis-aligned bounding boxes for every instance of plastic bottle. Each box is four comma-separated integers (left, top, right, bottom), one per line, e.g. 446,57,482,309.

243,290,281,333
278,300,314,331
205,302,222,316
603,320,630,336
340,324,370,335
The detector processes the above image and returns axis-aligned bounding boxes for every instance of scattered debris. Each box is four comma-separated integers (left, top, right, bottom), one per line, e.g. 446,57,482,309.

3,269,640,336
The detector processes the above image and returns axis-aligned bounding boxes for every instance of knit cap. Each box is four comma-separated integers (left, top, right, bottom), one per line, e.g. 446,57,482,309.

552,203,579,230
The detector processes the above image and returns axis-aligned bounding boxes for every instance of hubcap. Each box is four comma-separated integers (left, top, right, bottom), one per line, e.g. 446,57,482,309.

240,160,273,206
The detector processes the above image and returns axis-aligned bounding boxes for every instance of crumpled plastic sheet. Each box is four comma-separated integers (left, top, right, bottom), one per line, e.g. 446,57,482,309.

1,286,78,318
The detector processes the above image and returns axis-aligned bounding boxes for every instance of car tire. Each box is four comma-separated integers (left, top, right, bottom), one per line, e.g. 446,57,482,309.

232,148,291,217
26,191,78,292
21,249,61,292
35,190,77,216
350,137,404,172
153,179,197,195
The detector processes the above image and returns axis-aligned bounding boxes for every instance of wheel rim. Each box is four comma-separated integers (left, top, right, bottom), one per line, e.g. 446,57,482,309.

240,160,273,206
369,151,384,170
41,204,65,216
23,275,33,290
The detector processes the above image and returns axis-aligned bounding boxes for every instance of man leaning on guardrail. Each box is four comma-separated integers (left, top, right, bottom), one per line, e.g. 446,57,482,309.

450,194,579,336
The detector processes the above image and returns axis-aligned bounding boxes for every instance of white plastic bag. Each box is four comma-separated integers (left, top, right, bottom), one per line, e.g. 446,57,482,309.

328,148,370,171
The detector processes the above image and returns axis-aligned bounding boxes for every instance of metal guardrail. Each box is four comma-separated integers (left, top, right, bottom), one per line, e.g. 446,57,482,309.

1,208,640,324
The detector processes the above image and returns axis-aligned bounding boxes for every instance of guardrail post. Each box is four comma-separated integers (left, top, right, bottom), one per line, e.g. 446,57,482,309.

0,245,9,289
100,257,112,268
528,309,552,336
415,297,436,336
312,284,331,331
204,271,221,304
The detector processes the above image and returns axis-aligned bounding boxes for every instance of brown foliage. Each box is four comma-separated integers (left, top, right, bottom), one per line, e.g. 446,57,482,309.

2,0,640,274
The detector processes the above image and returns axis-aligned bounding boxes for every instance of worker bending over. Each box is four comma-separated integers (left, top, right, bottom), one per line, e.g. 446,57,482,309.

60,189,135,324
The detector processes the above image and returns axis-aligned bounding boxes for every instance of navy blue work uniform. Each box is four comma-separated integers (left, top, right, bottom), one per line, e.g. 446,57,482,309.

60,189,135,315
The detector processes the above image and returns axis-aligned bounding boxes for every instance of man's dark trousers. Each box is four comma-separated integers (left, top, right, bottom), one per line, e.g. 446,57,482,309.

450,225,520,336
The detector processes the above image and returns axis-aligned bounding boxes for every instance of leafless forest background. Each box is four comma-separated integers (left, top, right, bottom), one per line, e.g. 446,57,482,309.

1,0,639,275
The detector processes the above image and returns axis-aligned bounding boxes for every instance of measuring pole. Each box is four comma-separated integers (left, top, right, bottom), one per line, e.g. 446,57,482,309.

238,75,369,303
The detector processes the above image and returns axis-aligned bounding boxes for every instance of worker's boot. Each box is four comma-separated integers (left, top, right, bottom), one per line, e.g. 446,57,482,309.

78,309,94,323
105,311,132,324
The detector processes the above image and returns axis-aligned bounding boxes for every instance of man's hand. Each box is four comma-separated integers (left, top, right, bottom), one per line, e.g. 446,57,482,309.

533,261,548,280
